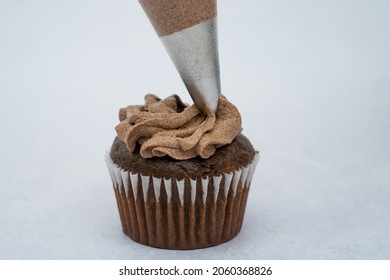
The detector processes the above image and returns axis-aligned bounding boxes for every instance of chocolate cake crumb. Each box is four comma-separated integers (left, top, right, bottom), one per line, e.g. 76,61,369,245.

110,134,255,179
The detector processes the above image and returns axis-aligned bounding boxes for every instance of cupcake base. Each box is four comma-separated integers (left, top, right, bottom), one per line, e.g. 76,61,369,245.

106,152,259,250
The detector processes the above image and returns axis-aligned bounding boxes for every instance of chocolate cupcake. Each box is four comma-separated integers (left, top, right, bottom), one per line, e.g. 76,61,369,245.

105,94,259,249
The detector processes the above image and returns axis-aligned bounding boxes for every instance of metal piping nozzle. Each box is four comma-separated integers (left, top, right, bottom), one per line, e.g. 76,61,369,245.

139,0,221,113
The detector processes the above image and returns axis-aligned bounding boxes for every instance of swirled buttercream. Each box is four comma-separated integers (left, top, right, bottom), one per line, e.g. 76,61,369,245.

115,94,242,160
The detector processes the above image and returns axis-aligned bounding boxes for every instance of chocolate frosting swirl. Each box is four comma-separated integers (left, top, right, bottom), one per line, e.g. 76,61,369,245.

115,94,242,160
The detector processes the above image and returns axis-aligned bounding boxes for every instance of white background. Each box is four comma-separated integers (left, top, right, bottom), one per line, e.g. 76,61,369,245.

0,0,389,259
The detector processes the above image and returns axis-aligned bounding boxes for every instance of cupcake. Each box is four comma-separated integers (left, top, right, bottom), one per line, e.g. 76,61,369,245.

105,94,259,249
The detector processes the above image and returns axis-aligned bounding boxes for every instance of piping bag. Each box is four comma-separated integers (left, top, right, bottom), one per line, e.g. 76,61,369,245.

139,0,221,113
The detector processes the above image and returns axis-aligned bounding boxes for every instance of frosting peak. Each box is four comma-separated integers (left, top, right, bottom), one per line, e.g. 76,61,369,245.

115,94,242,160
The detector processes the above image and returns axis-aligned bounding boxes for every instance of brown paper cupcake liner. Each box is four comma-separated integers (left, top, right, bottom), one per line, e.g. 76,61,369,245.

105,151,260,250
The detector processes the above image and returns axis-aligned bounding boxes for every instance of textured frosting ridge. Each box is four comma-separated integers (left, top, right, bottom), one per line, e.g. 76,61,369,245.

115,94,242,160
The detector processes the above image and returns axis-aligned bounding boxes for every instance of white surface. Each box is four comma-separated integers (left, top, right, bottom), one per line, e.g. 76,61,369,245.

0,0,389,259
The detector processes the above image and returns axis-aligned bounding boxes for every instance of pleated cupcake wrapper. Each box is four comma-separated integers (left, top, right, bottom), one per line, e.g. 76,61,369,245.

105,152,260,250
